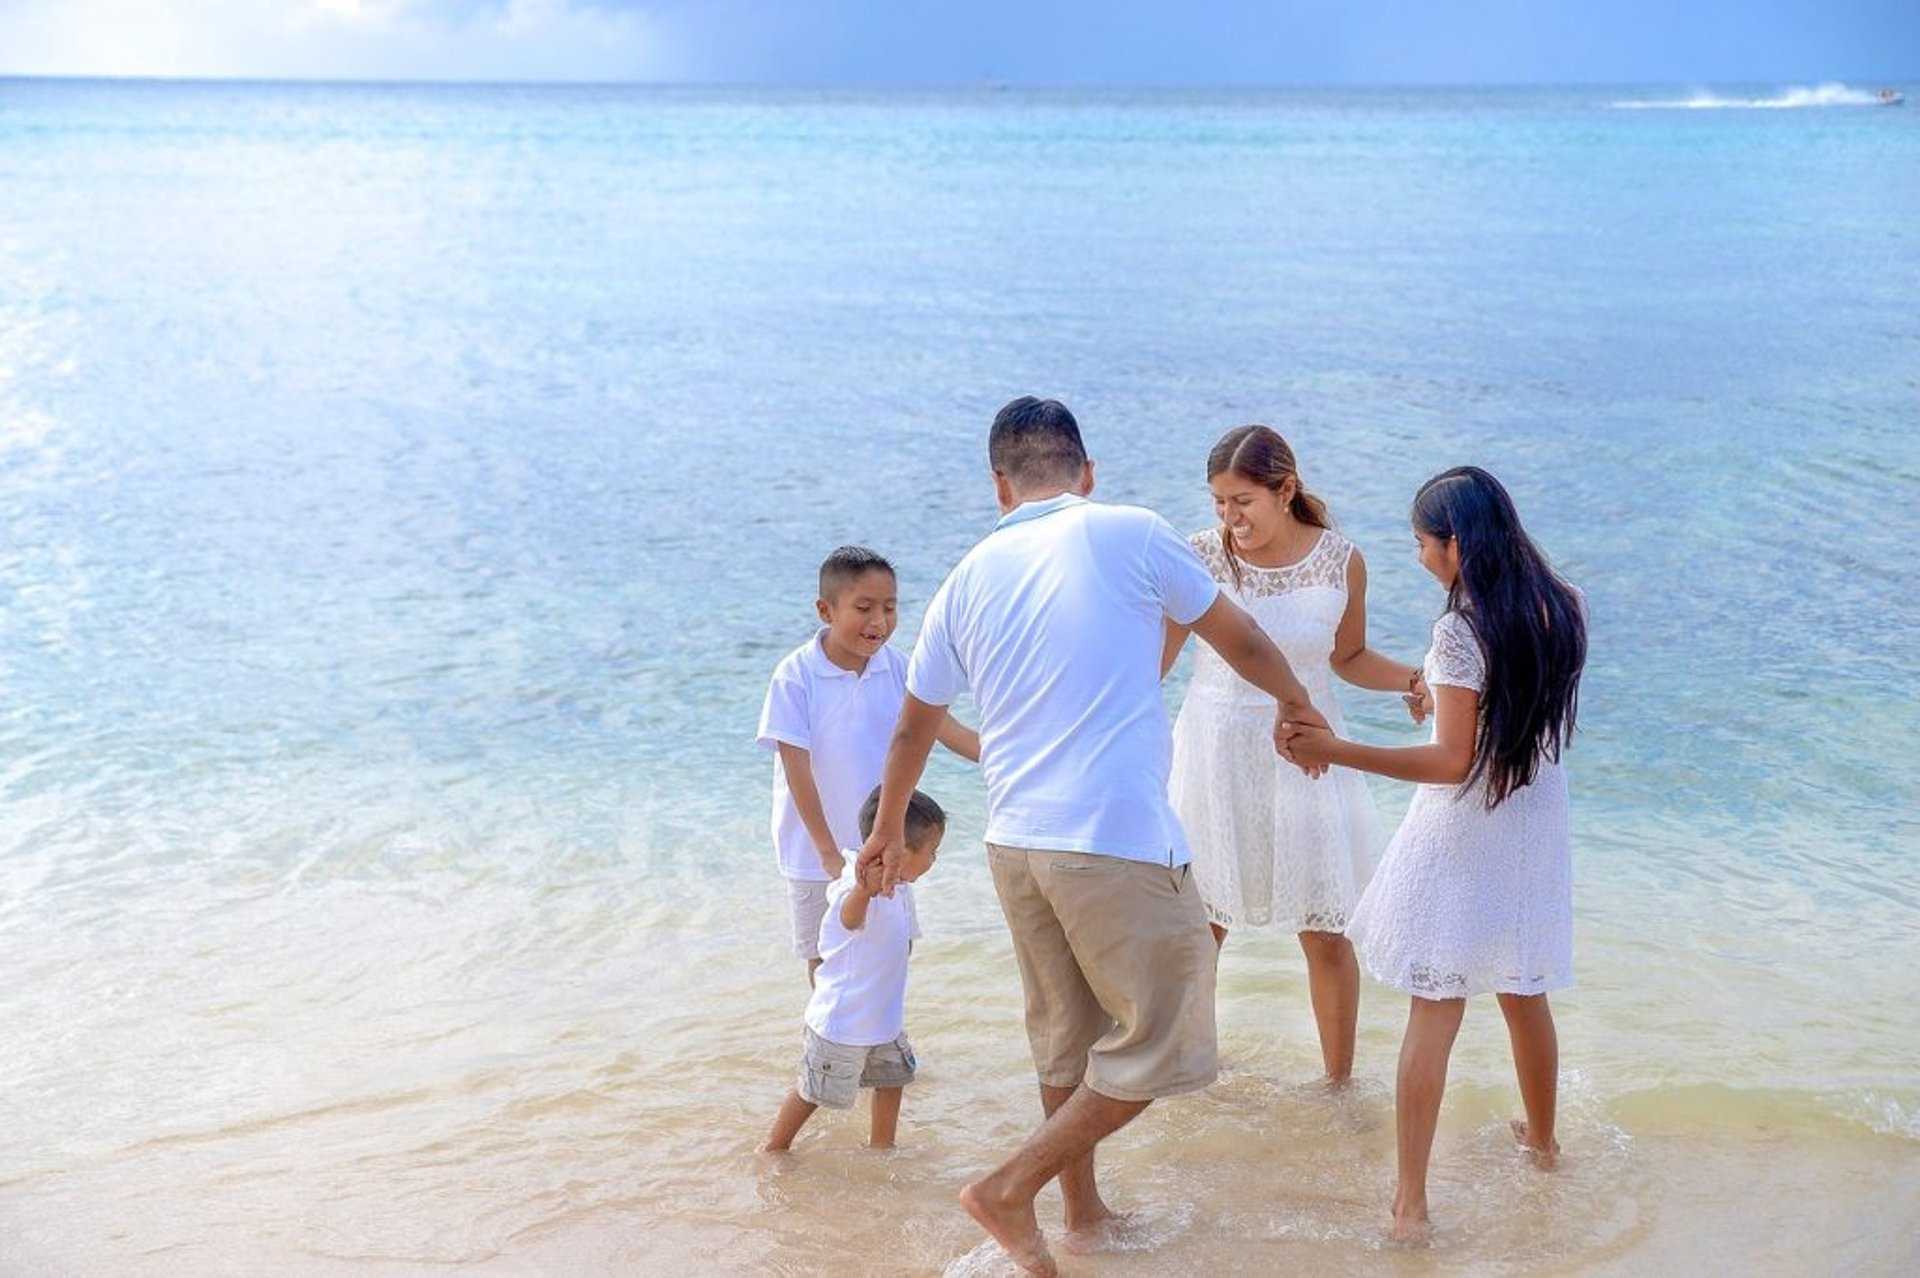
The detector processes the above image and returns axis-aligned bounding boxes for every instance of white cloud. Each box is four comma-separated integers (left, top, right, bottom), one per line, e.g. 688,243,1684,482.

0,0,685,81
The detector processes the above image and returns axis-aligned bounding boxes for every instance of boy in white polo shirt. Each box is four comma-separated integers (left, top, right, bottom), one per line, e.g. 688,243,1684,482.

760,786,946,1152
757,546,977,984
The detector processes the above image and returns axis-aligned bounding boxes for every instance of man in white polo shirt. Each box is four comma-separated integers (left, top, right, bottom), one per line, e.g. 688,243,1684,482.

859,397,1326,1276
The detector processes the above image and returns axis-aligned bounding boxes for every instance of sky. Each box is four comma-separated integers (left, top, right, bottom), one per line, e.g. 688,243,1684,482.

0,0,1914,86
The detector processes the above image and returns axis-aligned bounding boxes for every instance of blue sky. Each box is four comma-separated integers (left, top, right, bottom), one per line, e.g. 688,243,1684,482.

0,0,1913,85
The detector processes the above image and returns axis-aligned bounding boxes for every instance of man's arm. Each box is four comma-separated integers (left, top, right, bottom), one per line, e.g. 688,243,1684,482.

855,693,947,893
775,742,845,879
1186,592,1329,773
1186,593,1323,717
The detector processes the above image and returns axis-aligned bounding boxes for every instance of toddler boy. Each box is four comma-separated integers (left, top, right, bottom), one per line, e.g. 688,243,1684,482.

760,786,946,1151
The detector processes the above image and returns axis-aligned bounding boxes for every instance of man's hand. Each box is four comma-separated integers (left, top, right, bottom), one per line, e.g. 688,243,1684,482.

1273,698,1330,777
1279,719,1340,768
856,826,905,897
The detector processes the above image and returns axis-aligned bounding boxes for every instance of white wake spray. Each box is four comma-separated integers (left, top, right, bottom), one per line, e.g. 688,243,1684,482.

1612,82,1900,110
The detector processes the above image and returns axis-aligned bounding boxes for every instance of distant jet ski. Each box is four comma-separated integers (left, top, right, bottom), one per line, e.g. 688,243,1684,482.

1876,89,1905,106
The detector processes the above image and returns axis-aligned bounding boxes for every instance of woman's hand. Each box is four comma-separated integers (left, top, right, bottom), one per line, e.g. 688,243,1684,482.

1404,671,1432,724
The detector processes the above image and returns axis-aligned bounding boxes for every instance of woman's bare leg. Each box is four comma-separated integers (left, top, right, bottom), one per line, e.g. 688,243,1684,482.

1298,930,1360,1083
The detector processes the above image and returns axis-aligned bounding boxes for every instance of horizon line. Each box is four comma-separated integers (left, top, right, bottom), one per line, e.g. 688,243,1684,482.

1,72,1911,92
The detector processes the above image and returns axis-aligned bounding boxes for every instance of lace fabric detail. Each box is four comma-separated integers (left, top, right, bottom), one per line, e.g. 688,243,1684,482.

1344,600,1582,1000
1169,523,1378,933
1425,610,1486,692
1188,527,1352,599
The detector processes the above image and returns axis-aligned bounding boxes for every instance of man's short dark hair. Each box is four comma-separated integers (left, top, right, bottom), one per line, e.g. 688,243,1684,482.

857,785,947,849
989,396,1088,489
818,545,895,603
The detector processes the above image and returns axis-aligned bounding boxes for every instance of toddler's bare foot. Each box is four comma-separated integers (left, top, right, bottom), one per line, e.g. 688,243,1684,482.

1509,1118,1560,1169
959,1178,1056,1277
1062,1210,1146,1255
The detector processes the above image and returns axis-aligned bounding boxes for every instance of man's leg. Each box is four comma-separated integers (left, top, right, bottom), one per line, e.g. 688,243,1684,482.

1039,1082,1113,1234
960,1086,1149,1278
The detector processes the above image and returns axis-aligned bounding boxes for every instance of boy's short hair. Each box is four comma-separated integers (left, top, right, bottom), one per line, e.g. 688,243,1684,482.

857,785,947,849
819,545,895,603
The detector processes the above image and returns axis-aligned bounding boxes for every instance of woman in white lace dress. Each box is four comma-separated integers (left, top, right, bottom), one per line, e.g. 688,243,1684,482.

1283,466,1587,1242
1163,425,1430,1083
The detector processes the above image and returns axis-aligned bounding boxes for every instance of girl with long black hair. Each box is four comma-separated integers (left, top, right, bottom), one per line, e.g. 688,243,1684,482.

1282,466,1587,1243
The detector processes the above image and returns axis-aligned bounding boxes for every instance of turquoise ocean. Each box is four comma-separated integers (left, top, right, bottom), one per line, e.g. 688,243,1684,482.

0,80,1915,1275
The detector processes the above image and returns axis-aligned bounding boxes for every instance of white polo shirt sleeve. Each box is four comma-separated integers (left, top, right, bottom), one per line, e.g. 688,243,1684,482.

1146,513,1222,625
756,652,810,751
905,578,966,709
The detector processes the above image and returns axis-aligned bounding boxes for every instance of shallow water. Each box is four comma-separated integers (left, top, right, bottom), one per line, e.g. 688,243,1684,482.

0,80,1916,1274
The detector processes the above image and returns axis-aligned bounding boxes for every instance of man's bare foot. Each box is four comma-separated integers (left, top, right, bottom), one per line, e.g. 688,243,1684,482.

1062,1210,1147,1255
959,1179,1056,1277
1509,1118,1560,1169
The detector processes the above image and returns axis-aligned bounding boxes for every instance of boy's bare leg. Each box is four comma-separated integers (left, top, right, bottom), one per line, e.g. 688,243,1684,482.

1496,992,1560,1167
759,1091,817,1152
1391,996,1466,1242
806,957,822,987
1299,930,1360,1084
868,1085,902,1149
960,1085,1149,1277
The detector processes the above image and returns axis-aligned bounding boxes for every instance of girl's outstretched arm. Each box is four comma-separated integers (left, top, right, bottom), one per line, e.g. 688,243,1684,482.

1283,683,1478,785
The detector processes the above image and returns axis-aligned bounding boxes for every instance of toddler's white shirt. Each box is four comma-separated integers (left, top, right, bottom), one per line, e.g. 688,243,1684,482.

804,863,921,1047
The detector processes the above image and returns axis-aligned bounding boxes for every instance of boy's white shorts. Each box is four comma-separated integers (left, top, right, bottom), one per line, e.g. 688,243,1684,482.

786,878,830,959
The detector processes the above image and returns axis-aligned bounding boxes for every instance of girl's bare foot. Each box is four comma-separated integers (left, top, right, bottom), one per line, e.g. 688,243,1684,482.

1509,1118,1560,1169
1386,1214,1433,1246
959,1178,1056,1277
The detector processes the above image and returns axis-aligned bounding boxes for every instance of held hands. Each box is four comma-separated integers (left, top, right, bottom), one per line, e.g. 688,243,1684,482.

1279,719,1340,768
855,827,904,897
1404,671,1432,724
1272,698,1331,778
851,855,888,899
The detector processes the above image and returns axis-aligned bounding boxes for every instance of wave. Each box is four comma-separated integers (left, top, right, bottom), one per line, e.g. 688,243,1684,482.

1612,82,1900,110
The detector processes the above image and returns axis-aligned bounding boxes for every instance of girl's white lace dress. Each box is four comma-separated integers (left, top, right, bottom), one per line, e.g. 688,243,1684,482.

1169,527,1379,932
1345,609,1574,1000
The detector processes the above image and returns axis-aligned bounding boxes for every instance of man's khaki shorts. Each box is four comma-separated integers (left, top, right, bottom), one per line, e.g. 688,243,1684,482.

987,845,1218,1102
